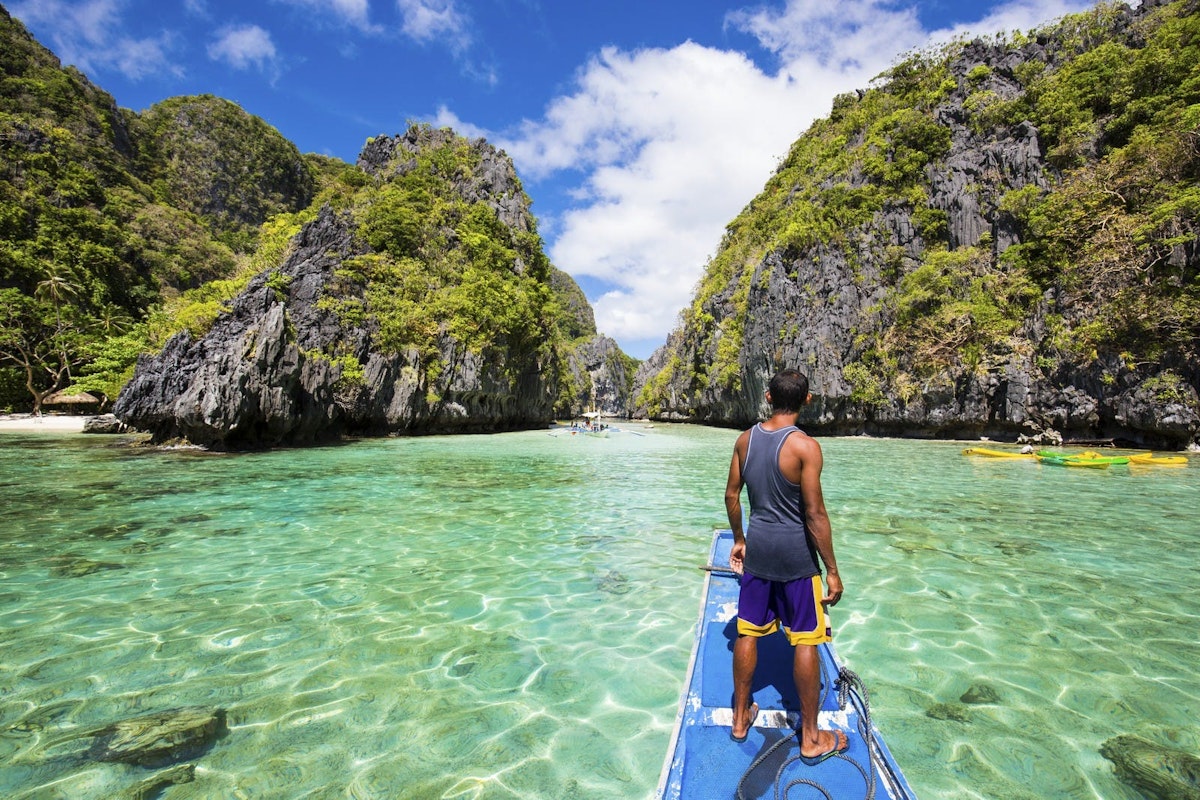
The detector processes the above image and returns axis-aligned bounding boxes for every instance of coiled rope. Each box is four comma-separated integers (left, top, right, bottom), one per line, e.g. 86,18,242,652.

735,662,879,800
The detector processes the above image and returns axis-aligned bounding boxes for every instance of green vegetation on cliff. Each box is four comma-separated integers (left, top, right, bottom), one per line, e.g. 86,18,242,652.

640,0,1199,417
136,95,316,254
319,127,557,383
0,8,321,412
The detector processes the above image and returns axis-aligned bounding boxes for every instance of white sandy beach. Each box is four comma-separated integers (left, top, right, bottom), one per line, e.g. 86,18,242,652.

0,414,88,433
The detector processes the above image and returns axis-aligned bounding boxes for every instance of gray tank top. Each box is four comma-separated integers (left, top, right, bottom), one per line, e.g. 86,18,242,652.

741,424,821,582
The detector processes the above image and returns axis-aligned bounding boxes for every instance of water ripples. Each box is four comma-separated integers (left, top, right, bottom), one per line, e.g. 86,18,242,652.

1,429,1198,798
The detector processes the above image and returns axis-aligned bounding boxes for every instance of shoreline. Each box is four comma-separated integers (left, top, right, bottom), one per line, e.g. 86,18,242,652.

0,414,89,433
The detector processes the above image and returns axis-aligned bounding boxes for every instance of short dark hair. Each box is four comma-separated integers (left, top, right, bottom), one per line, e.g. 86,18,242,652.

768,370,809,412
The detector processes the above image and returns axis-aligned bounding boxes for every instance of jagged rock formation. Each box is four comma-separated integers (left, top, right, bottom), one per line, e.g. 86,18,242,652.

0,8,329,412
357,127,533,234
562,335,636,416
544,264,637,416
115,128,575,448
634,0,1200,449
2,8,636,426
115,204,553,448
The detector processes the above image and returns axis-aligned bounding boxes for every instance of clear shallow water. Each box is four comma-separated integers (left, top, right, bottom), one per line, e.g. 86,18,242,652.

0,426,1197,799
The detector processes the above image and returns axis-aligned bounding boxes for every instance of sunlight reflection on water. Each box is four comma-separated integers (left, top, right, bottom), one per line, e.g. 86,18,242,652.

1,427,1197,798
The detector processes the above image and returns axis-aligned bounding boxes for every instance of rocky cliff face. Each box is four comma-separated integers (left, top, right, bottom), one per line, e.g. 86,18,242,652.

115,130,567,448
137,95,316,240
563,335,635,417
634,0,1200,449
358,127,534,235
116,204,559,448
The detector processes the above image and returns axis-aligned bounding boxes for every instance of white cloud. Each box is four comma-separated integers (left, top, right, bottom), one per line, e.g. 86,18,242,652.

934,0,1093,40
491,0,1096,353
208,24,279,73
276,0,375,32
9,0,177,80
396,0,471,52
431,106,490,140
726,0,925,73
496,37,886,344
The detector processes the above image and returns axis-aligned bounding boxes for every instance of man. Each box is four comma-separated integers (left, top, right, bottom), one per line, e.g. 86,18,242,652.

724,369,847,763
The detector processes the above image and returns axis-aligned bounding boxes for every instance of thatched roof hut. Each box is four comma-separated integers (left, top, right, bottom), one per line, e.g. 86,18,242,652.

43,390,100,406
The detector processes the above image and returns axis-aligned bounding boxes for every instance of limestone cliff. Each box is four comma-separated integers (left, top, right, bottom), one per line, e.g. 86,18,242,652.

115,128,567,447
561,335,637,417
634,0,1200,449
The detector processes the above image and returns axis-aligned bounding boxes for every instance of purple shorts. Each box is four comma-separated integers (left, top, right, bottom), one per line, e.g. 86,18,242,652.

737,573,831,646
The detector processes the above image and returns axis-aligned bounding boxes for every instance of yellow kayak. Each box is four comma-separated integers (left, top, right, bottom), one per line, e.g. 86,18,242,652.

1128,453,1188,466
962,447,1036,459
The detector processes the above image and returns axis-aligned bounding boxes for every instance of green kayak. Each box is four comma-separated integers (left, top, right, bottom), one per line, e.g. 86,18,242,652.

1037,450,1129,466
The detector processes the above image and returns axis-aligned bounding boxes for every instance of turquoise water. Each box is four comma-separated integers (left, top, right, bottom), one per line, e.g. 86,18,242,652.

1,426,1197,799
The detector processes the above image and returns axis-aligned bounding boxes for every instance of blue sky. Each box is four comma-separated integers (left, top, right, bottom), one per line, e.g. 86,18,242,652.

10,0,1097,359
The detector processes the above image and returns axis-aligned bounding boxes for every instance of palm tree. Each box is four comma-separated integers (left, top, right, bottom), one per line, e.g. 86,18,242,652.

35,271,81,305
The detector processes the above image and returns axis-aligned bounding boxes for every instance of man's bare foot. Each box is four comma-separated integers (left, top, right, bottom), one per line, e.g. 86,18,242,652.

730,702,759,743
799,728,848,763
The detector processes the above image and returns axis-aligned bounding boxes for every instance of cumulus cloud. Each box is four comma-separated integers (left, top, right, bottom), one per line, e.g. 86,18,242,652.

9,0,177,80
431,106,490,140
493,0,1096,354
208,24,279,73
726,0,925,73
498,42,865,343
396,0,471,52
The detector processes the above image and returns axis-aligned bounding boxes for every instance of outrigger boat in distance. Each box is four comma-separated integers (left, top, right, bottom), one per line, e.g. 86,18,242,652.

656,530,918,800
547,411,644,438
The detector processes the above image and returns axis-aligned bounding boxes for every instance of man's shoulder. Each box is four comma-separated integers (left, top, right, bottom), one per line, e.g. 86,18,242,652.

785,429,821,456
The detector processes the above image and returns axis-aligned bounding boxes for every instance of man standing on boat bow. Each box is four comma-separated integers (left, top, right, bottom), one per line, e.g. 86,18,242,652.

724,369,848,763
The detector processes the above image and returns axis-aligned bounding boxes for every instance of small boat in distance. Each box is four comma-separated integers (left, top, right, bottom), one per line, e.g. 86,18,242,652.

1036,452,1111,468
1129,453,1188,466
656,530,917,800
964,446,1189,468
961,446,1036,459
548,411,643,438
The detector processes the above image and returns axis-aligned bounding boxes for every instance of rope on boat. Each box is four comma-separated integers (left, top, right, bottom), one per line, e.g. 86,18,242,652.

734,662,879,800
838,666,878,800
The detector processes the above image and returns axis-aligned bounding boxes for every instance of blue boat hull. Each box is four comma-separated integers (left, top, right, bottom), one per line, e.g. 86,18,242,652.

656,530,917,800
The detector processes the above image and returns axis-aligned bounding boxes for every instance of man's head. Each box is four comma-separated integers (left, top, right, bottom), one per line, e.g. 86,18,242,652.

767,370,810,413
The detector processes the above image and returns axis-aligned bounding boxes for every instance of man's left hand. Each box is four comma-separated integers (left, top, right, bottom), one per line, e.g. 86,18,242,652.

822,572,843,606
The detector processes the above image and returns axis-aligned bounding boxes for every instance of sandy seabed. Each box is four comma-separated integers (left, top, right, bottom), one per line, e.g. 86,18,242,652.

0,414,88,433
